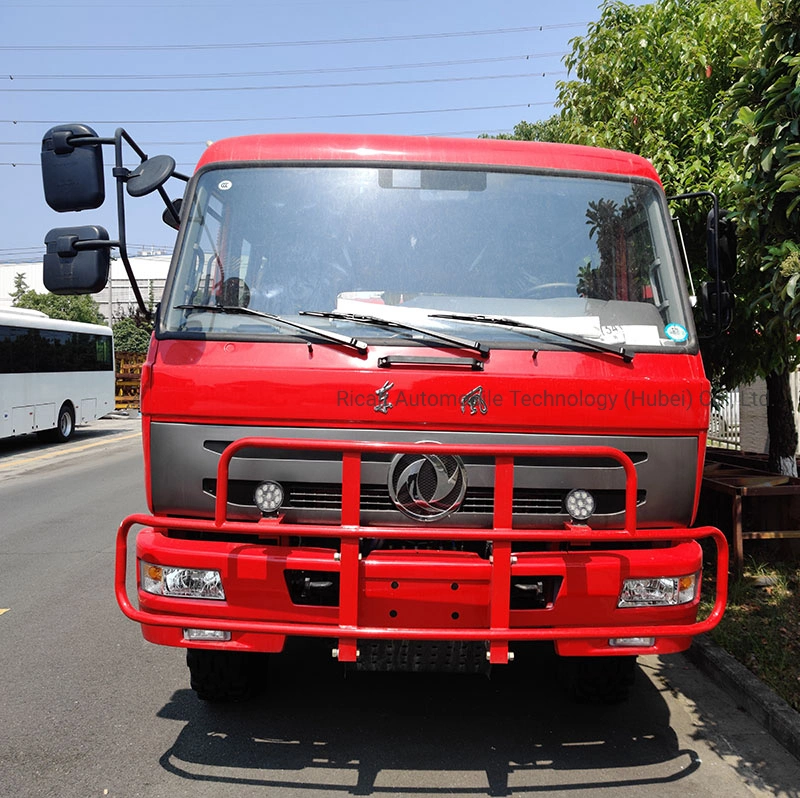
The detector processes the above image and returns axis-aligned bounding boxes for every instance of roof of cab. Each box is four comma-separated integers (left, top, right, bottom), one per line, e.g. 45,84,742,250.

196,133,661,184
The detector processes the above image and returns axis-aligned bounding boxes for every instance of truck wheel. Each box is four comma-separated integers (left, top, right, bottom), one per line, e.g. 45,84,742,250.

186,649,266,702
558,655,637,704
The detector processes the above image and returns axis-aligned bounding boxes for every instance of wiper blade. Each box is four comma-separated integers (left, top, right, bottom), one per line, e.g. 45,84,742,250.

299,310,490,357
429,311,634,362
174,304,368,353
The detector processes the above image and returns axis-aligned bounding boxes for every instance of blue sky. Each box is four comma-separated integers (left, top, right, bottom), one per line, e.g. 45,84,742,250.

1,0,628,264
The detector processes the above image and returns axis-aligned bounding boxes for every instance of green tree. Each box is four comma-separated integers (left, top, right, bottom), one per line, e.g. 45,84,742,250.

483,116,571,143
13,287,106,325
111,280,155,354
112,311,153,354
11,272,28,304
726,0,800,474
557,0,758,193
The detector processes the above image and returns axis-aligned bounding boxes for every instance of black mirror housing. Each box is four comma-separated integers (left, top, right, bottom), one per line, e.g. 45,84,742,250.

43,225,111,294
706,208,737,280
41,124,105,212
127,154,176,197
162,197,183,230
700,280,733,330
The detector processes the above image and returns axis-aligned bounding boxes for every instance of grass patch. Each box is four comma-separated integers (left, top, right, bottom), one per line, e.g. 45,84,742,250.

701,549,800,712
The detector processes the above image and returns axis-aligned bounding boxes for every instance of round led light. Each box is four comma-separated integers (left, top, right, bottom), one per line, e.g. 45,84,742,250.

254,480,285,513
565,488,595,521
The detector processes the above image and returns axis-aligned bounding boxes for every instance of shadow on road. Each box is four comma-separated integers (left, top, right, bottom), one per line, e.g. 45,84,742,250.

156,640,699,795
0,416,139,459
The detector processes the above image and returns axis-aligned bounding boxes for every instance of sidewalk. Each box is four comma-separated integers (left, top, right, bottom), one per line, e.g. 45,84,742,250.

687,634,800,761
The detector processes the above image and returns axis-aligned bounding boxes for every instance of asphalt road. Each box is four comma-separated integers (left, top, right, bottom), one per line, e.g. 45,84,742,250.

1,416,799,798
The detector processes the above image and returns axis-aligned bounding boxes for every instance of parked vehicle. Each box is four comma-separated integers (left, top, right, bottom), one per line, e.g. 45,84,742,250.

0,307,114,442
39,124,730,702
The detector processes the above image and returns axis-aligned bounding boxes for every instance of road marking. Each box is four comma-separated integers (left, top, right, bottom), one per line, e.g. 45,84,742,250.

0,609,9,616
0,432,140,471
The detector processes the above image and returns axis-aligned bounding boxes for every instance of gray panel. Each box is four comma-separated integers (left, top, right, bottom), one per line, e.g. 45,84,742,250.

149,422,697,528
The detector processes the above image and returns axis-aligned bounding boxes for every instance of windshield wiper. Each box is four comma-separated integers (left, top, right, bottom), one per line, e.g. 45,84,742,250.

429,312,634,362
174,304,368,354
299,310,490,357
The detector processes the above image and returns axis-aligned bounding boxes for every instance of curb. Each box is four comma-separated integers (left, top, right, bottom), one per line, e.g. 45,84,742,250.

686,634,800,761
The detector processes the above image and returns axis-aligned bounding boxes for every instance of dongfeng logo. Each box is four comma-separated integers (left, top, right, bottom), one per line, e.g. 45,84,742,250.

388,450,468,522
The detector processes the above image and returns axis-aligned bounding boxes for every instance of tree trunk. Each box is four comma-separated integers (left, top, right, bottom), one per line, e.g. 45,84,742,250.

766,370,798,476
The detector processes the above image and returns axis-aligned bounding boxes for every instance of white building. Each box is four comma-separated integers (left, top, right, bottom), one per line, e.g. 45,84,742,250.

0,252,171,323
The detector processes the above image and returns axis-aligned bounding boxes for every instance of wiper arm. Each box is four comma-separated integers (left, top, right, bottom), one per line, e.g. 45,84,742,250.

429,311,634,362
299,310,490,357
174,304,368,354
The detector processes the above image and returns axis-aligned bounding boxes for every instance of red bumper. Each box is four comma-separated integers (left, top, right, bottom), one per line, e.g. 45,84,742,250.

115,437,728,663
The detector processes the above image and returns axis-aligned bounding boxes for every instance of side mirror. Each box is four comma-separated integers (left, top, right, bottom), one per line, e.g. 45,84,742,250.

43,226,111,294
700,280,733,330
162,197,183,230
41,124,105,212
126,154,176,197
707,208,737,279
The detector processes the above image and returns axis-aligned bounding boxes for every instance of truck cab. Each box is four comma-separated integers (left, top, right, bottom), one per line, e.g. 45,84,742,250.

41,128,729,702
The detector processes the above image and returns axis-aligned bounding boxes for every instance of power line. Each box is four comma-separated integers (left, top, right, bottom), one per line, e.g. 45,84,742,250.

5,52,566,82
0,71,565,94
0,23,586,51
1,100,555,126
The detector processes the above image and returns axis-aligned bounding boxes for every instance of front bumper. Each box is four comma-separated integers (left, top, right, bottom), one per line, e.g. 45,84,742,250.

116,437,728,663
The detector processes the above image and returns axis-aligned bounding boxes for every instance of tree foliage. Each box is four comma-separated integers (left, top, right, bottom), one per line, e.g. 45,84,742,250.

112,311,153,354
557,0,759,194
483,116,571,143
727,0,800,372
111,281,155,354
725,0,800,470
11,274,106,325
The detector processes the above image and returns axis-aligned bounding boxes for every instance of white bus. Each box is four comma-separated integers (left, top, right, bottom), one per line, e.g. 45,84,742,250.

0,307,115,442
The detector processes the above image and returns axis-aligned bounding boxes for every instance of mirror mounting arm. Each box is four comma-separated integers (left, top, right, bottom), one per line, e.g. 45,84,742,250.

110,128,153,321
157,185,181,228
68,237,119,254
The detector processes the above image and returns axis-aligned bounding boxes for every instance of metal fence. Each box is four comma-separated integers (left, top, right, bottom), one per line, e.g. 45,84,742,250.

707,389,741,450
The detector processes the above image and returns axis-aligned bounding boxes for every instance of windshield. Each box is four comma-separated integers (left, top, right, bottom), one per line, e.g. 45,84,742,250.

162,164,694,351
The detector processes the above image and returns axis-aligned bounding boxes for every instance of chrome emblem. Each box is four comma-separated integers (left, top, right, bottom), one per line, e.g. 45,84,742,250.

374,380,394,414
460,385,488,415
388,451,468,522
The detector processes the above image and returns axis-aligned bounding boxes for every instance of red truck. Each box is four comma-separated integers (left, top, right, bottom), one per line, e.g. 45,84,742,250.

40,125,730,702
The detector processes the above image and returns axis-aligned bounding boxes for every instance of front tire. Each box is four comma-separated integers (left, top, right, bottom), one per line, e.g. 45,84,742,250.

186,649,267,702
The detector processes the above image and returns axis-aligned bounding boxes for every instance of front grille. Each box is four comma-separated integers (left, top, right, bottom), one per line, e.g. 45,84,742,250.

203,478,644,516
153,423,698,529
465,487,564,514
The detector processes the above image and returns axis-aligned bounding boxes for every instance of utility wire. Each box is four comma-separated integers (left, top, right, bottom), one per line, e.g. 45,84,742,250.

1,100,555,126
5,52,566,81
0,71,565,94
0,23,586,51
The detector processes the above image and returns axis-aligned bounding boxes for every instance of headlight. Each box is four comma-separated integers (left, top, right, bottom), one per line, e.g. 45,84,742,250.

141,561,226,600
565,488,595,521
254,480,285,514
617,574,698,607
